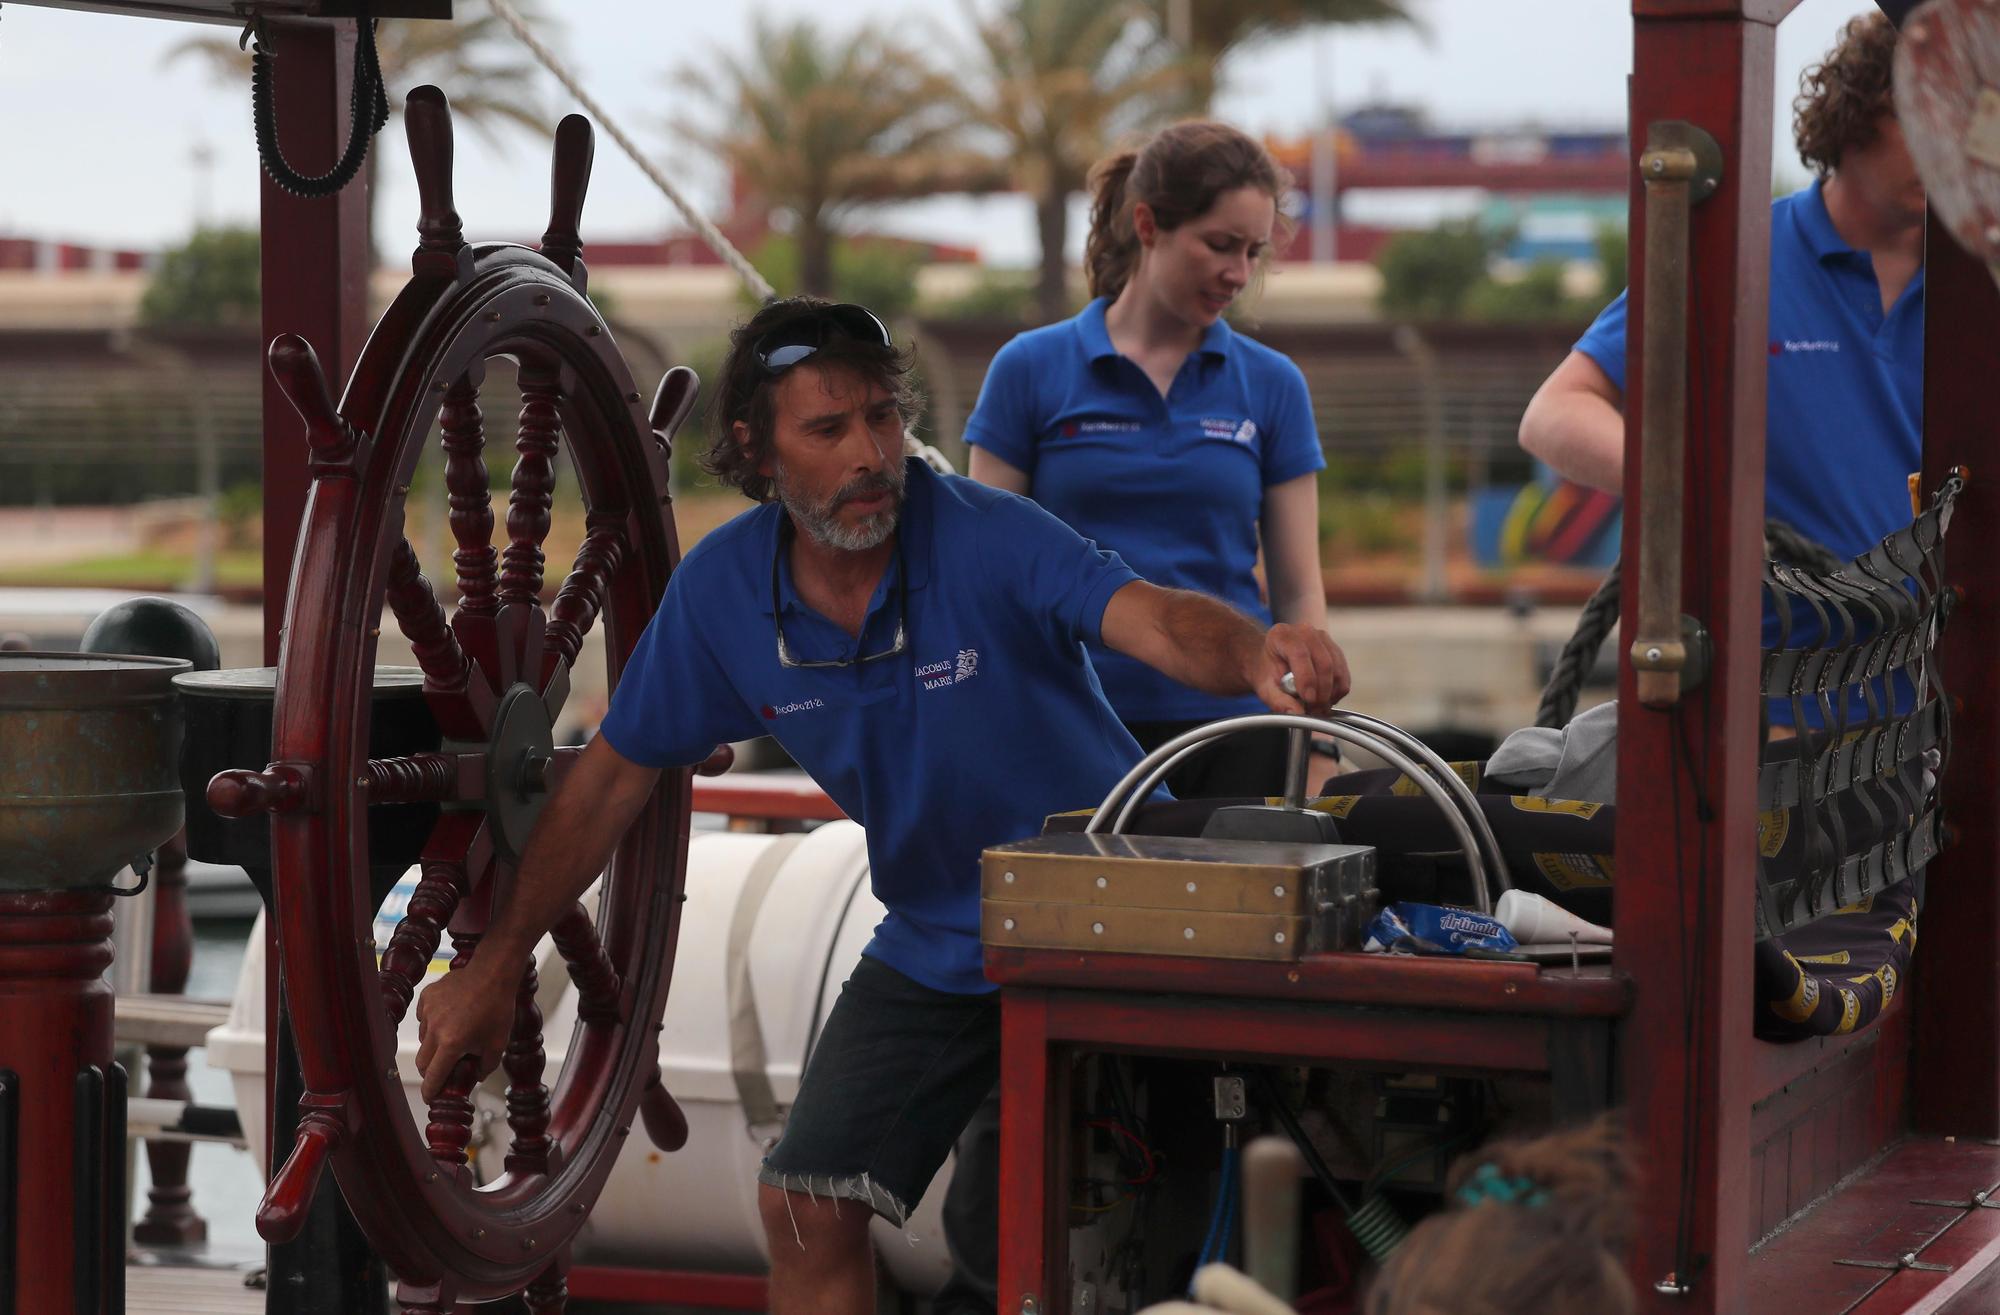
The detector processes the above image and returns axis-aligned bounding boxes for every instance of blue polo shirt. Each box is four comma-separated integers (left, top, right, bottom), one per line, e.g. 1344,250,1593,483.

1575,180,1923,723
597,460,1147,994
962,298,1325,722
1576,180,1922,562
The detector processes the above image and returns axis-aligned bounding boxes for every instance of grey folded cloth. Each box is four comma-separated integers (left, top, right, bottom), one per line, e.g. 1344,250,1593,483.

1485,700,1618,805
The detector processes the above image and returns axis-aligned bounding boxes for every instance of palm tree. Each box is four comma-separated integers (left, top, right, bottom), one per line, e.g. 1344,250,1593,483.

678,17,1006,298
1155,0,1425,108
168,6,555,256
957,0,1195,323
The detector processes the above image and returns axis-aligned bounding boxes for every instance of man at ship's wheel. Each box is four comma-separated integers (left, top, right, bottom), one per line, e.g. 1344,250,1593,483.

415,296,1349,1314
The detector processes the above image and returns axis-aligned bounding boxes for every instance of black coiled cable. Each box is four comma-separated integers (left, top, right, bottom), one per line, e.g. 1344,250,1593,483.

250,14,389,198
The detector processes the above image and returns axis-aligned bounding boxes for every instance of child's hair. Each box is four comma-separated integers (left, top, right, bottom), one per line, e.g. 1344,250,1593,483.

1363,1117,1635,1315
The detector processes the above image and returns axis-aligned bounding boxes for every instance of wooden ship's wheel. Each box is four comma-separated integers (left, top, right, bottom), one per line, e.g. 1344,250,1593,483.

209,86,705,1311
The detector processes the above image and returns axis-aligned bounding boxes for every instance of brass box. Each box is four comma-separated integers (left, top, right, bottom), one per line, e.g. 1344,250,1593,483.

981,833,1377,961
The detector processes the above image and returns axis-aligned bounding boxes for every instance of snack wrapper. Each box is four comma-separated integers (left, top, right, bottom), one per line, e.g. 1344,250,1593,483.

1362,901,1519,956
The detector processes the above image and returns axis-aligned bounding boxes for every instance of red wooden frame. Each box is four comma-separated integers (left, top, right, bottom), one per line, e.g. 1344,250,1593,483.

251,17,372,1279
1615,8,1775,1305
1910,213,2000,1136
1617,3,2000,1310
990,951,1628,1315
690,774,847,824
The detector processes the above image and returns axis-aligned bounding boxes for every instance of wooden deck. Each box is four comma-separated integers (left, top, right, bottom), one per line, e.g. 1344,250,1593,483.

125,1259,264,1313
1748,1138,2000,1315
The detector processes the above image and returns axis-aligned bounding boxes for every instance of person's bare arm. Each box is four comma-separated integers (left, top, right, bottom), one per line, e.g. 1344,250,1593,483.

416,735,662,1100
1099,580,1350,715
1517,351,1627,493
1260,472,1327,630
967,447,1032,495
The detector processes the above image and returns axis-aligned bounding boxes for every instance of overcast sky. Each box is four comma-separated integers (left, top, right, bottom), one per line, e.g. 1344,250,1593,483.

0,0,1882,265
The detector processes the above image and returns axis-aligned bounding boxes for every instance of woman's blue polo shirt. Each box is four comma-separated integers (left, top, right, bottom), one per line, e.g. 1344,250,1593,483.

962,299,1325,722
597,460,1147,994
1575,181,1923,725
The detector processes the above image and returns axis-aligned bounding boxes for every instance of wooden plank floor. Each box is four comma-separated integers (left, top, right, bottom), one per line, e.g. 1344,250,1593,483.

1748,1138,2000,1315
126,1260,264,1314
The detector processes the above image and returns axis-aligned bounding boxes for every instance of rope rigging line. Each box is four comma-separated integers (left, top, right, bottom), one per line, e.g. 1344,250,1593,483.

482,0,960,477
483,0,776,303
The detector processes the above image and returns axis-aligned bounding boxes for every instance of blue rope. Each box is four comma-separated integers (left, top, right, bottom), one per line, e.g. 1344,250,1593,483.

1216,1159,1240,1261
1195,1145,1240,1272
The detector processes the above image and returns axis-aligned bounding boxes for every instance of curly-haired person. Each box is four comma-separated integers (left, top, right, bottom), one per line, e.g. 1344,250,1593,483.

1517,11,1920,732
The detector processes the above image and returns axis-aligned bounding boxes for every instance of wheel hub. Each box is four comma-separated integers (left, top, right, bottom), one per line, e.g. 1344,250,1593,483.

479,682,555,865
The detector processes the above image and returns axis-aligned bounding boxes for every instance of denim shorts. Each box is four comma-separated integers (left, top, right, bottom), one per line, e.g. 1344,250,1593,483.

758,954,1000,1226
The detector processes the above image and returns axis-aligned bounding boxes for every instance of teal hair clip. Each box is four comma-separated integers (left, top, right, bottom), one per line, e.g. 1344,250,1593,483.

1456,1163,1551,1209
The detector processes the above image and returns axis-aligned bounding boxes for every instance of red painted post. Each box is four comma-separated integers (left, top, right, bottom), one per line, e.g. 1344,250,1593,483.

0,891,119,1313
998,991,1053,1315
255,16,371,1238
1619,4,1775,1311
1911,216,2000,1137
259,16,372,666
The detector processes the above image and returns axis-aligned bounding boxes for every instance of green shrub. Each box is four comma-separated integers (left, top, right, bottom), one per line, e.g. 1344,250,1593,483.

743,234,926,321
925,270,1042,323
140,228,260,328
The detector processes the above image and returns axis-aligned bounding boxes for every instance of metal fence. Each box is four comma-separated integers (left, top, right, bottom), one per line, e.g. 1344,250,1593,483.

914,318,1583,482
0,320,1585,507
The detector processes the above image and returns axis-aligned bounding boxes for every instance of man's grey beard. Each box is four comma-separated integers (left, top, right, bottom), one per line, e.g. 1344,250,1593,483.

773,460,906,551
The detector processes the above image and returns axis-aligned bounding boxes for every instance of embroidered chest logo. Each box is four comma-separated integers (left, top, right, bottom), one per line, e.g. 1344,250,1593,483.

761,698,825,719
1062,419,1142,437
1769,339,1842,355
1201,417,1256,443
917,649,980,691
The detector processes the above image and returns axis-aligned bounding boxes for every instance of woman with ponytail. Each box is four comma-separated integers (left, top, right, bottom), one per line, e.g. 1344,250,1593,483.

964,121,1330,796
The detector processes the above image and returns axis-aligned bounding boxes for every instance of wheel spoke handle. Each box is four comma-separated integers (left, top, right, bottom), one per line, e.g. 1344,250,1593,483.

388,538,473,691
379,860,465,1024
550,903,622,1027
208,762,315,818
425,1057,482,1168
256,1094,348,1243
638,1074,688,1153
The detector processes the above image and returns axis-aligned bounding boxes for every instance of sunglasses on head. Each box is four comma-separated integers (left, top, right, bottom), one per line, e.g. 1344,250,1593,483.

751,303,894,374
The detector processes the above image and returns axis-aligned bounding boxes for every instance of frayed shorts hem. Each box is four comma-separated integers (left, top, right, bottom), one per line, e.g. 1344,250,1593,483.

756,1164,912,1229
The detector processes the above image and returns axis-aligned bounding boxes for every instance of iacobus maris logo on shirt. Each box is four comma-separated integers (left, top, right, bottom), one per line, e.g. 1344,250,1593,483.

1200,417,1257,444
916,649,980,691
1059,419,1143,438
760,698,825,719
1769,338,1842,355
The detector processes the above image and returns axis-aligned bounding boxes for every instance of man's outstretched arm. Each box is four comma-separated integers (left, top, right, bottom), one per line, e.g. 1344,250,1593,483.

1518,351,1627,493
415,734,662,1100
1098,580,1351,715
